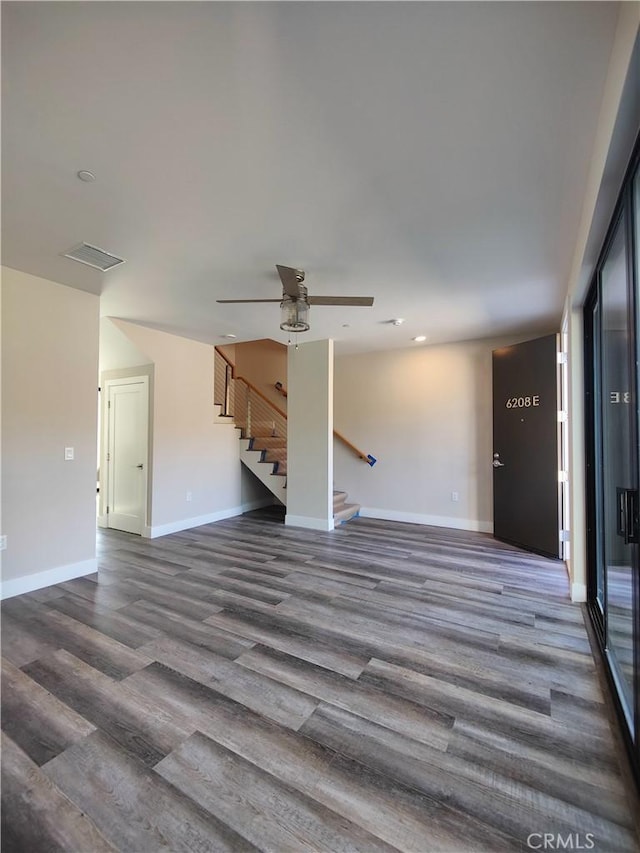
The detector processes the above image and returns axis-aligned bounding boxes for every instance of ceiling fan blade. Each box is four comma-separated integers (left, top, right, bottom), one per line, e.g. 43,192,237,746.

308,295,374,306
276,264,303,299
216,298,282,303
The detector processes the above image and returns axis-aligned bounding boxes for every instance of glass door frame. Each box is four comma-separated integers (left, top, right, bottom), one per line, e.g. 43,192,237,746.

584,135,640,786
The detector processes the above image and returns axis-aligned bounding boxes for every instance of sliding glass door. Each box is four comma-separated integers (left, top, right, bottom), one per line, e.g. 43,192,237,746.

601,207,637,731
585,143,639,784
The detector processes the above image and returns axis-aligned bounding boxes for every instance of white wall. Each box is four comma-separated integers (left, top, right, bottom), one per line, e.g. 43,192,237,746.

230,338,288,410
99,316,153,374
240,465,274,509
112,320,243,536
286,339,334,530
1,267,100,597
334,336,529,533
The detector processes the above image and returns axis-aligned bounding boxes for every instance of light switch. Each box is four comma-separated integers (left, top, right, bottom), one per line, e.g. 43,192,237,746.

64,447,74,461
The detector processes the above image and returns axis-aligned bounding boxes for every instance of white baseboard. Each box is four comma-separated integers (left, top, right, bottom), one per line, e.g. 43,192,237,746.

142,499,276,539
97,514,108,529
1,558,97,600
571,582,587,603
285,514,335,531
360,506,493,534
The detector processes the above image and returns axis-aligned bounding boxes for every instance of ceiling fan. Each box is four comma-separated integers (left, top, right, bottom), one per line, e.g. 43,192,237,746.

217,264,374,332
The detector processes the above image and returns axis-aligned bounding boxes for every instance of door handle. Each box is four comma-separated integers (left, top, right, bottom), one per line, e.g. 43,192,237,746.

492,459,505,468
136,464,144,469
617,487,638,544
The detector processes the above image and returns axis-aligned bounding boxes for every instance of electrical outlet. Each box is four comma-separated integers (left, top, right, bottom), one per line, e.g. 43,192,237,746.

0,535,7,551
64,447,75,461
186,491,192,502
451,491,459,502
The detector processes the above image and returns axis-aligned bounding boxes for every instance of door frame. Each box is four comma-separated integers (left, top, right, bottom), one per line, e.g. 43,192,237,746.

558,322,571,563
98,374,150,534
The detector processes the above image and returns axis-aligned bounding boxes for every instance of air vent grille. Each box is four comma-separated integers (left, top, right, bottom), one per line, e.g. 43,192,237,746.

63,242,125,271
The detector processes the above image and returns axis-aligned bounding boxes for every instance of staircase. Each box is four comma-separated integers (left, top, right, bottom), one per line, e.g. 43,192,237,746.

240,431,287,506
243,431,361,523
214,347,365,523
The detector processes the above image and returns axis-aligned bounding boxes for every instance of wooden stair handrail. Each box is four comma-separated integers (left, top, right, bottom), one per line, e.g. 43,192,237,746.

333,429,375,465
274,381,376,466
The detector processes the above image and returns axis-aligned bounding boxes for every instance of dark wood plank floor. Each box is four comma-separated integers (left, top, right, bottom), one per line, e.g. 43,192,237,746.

2,508,639,852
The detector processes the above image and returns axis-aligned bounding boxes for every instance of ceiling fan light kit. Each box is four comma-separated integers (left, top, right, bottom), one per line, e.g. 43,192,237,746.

280,293,310,332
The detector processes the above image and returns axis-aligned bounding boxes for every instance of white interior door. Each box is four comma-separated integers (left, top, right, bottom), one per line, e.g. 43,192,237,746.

105,377,149,535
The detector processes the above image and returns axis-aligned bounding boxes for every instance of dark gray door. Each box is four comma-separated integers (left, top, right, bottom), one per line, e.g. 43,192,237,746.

492,335,560,558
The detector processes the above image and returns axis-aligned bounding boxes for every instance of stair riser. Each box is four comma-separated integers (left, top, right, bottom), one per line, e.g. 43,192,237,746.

262,451,286,464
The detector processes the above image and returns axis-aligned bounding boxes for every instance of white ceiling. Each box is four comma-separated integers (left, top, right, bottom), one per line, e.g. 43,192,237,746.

1,1,620,354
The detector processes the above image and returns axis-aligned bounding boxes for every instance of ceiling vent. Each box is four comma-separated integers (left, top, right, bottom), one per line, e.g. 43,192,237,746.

62,242,125,272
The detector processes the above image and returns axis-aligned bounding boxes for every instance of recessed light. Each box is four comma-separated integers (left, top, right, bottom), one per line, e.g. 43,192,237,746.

223,333,237,339
77,170,96,182
392,318,405,326
412,335,427,343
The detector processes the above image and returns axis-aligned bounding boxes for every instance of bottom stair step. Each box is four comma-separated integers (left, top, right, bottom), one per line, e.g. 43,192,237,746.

334,502,360,524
